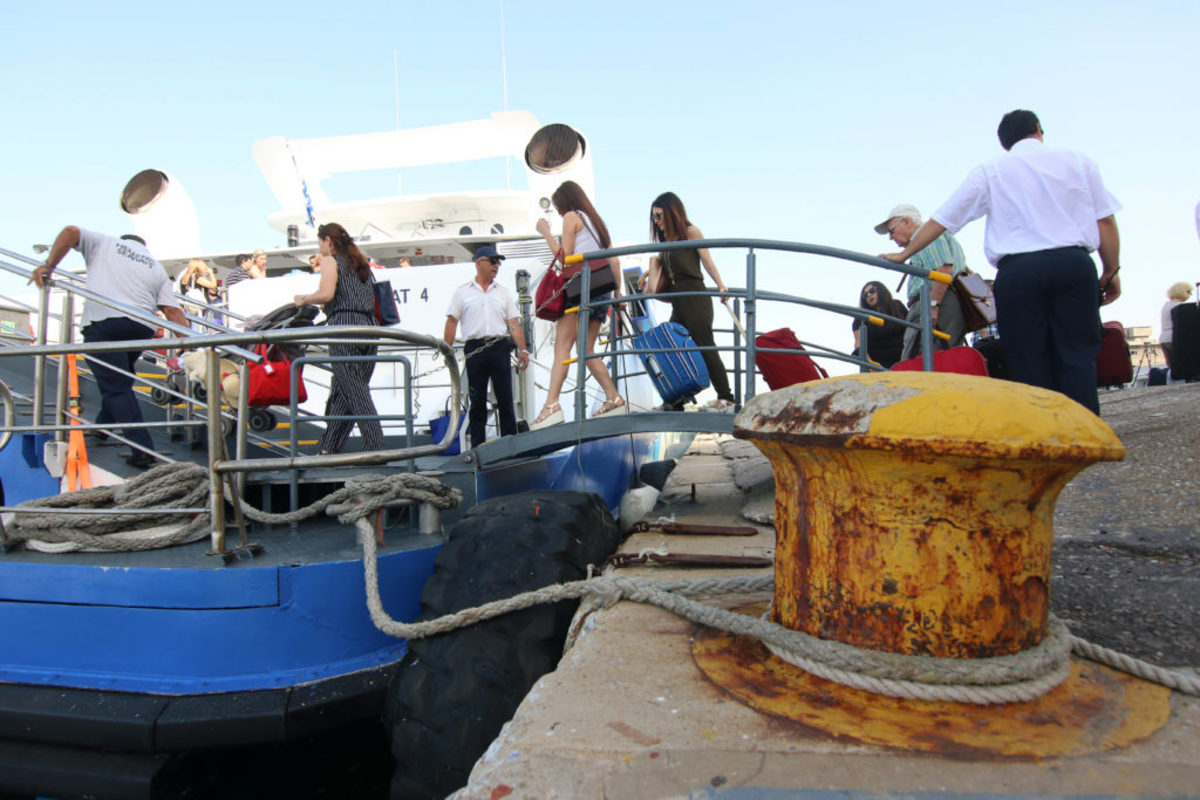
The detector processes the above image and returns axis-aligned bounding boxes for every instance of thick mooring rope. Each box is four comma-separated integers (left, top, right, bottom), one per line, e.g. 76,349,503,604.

235,472,462,526
8,463,211,552
7,465,462,553
355,523,1200,705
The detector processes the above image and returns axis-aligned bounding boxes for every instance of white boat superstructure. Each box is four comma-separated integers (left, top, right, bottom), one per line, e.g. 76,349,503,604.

254,110,595,248
124,111,596,269
118,112,659,445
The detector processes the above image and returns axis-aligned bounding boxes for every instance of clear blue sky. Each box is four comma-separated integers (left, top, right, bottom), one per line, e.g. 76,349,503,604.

3,1,1197,360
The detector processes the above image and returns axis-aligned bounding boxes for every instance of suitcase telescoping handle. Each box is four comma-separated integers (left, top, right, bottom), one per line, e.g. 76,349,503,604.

617,306,666,381
722,297,747,339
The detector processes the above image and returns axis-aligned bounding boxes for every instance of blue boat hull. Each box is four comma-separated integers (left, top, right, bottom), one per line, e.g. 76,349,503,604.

0,544,440,695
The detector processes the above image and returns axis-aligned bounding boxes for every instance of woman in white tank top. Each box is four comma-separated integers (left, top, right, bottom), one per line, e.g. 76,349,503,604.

532,181,626,428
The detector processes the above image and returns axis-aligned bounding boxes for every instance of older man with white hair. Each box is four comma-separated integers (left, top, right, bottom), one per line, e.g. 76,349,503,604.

875,203,970,360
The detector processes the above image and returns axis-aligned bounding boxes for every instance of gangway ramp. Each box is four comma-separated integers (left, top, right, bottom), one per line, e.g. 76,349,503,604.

464,410,734,467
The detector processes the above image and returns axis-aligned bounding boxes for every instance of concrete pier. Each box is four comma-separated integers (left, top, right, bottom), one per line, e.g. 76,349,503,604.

453,384,1200,799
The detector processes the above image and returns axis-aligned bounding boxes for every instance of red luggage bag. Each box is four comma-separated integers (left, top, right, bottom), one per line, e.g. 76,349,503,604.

1096,321,1132,387
892,346,989,376
755,328,828,390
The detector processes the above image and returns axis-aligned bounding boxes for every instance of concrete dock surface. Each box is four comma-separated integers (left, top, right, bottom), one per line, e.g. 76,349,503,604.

454,384,1200,799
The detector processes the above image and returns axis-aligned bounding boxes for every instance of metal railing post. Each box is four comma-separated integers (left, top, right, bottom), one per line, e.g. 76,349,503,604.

236,360,249,501
744,249,758,401
920,280,934,371
731,296,743,407
515,269,533,423
206,348,227,555
32,285,51,429
573,262,591,423
55,293,74,442
859,312,871,372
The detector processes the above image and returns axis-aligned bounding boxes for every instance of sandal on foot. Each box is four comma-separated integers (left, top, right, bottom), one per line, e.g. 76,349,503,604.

593,396,627,418
530,403,564,430
701,398,735,413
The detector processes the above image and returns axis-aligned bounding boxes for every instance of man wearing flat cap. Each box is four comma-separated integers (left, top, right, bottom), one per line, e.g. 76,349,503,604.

444,245,530,448
875,203,969,360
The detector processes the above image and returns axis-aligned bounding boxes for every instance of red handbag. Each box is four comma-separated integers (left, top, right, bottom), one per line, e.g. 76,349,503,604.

247,343,307,406
534,249,568,321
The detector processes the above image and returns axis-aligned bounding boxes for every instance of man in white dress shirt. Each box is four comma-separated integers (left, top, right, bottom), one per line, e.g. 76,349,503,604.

883,110,1121,415
444,246,530,448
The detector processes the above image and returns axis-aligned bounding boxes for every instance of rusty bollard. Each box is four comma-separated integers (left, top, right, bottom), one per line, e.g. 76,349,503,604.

733,372,1125,659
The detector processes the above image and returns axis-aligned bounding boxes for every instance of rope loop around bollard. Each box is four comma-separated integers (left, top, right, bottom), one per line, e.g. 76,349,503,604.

355,522,1200,705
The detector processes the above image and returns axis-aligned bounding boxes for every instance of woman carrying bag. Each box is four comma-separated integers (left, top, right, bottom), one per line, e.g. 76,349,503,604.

293,222,385,454
638,192,735,411
531,181,625,429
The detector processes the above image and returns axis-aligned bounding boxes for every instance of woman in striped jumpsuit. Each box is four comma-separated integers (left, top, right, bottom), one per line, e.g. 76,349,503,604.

294,222,385,453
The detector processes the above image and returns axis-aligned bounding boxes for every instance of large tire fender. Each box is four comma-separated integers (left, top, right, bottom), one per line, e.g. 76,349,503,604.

384,490,622,800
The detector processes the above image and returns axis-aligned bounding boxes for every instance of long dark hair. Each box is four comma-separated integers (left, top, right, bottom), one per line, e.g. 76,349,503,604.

859,280,904,316
649,192,692,243
551,181,611,249
317,222,371,281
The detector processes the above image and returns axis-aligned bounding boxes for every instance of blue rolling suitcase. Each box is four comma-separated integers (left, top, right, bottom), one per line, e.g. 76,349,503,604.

631,322,710,406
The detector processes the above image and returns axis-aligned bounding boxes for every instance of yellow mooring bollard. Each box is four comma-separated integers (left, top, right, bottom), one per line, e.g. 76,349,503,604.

733,371,1125,658
689,371,1173,758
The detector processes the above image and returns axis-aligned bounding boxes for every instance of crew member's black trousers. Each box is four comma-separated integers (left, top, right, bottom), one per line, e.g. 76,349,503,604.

82,317,157,453
994,247,1102,414
464,337,516,447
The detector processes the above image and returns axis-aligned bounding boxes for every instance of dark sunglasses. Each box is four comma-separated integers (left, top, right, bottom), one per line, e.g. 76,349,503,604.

651,211,664,221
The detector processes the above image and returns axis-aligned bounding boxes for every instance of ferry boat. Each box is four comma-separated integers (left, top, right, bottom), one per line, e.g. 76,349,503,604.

0,113,700,799
0,111,940,798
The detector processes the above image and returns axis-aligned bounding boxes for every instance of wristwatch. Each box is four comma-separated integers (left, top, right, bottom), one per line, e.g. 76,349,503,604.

930,301,940,308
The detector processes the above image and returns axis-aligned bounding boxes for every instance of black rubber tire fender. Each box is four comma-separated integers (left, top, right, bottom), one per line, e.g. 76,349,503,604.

384,490,622,800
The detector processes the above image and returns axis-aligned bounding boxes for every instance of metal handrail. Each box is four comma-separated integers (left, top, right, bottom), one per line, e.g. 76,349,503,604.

559,238,946,420
0,250,259,361
0,235,946,556
0,323,461,557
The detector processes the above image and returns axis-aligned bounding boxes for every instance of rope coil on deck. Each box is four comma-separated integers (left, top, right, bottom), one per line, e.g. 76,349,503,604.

6,465,462,553
354,523,1200,705
8,463,211,552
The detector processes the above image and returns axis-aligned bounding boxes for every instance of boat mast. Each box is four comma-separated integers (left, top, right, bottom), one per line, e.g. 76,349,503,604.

394,49,402,195
501,0,510,190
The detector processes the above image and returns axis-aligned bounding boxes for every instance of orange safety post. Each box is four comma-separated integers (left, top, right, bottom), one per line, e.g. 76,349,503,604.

65,353,92,491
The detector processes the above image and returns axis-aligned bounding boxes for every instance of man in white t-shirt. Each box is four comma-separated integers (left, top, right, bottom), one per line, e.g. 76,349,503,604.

32,226,188,467
443,246,529,448
883,110,1121,415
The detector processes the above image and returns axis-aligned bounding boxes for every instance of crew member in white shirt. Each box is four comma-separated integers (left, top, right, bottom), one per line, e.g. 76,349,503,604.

32,226,188,467
444,246,530,448
883,109,1121,415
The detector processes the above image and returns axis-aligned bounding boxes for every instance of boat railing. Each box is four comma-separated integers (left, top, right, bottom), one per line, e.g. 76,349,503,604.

558,237,948,422
1,246,409,454
0,325,462,555
0,248,465,544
